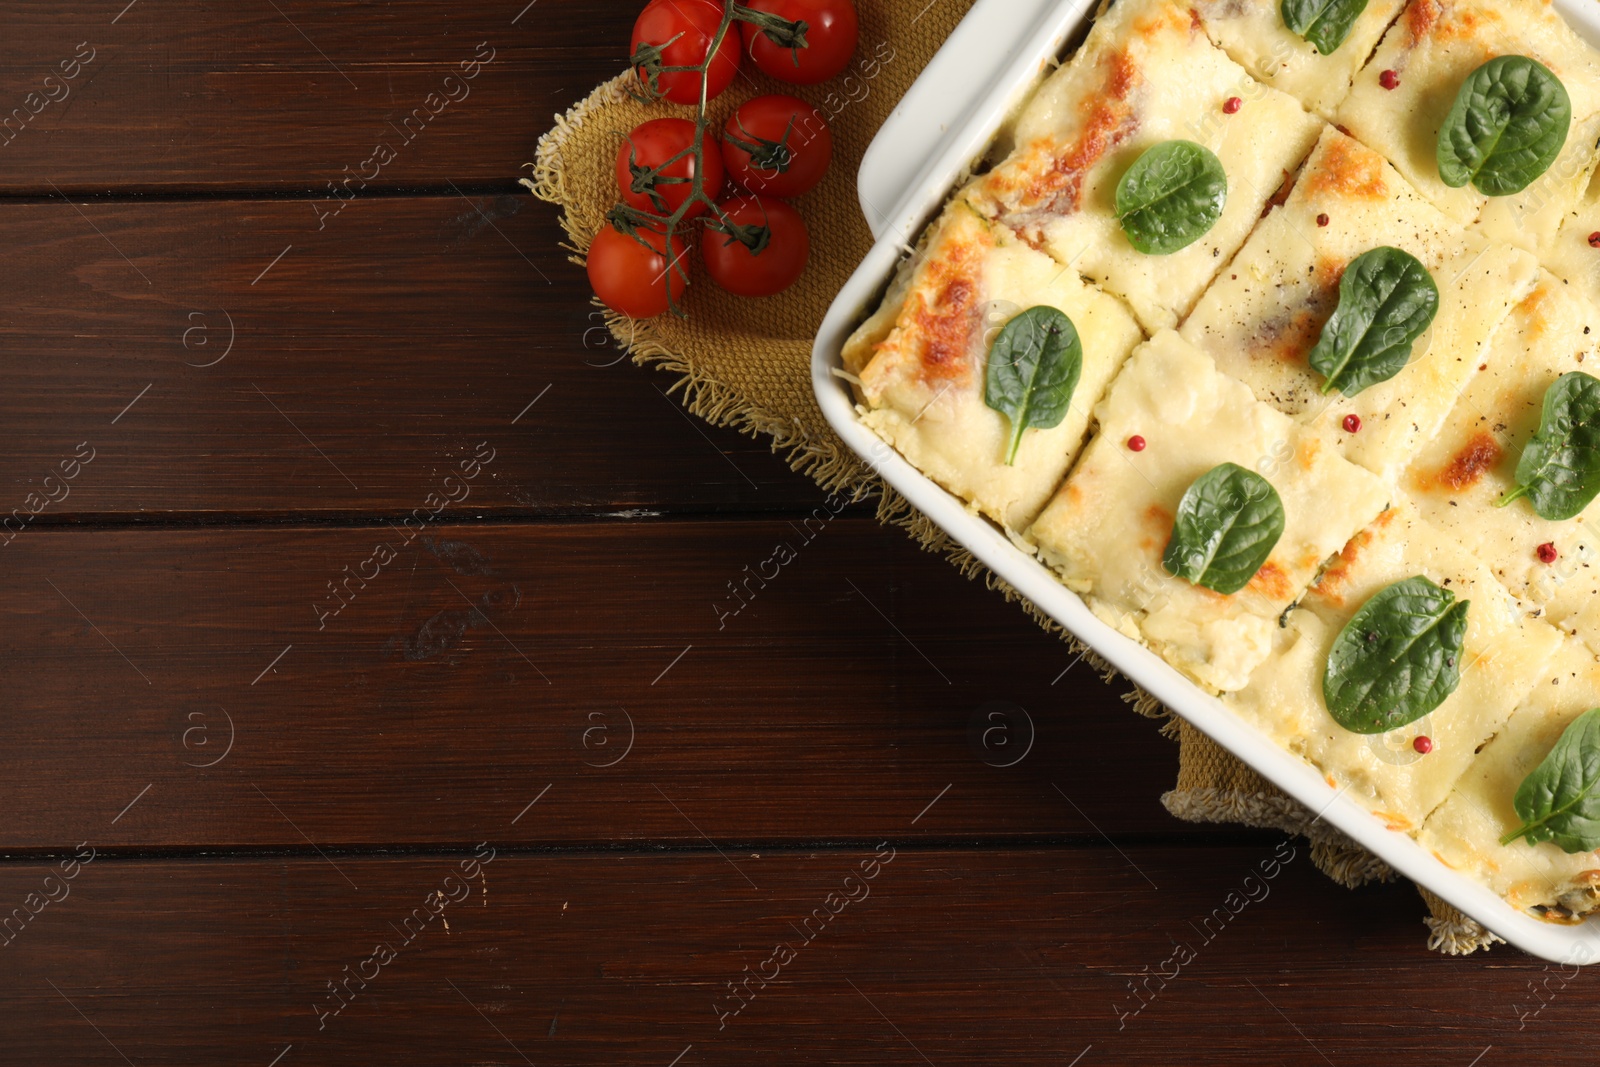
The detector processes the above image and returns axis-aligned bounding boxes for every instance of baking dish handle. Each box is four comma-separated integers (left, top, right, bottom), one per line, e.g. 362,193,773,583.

856,0,1098,242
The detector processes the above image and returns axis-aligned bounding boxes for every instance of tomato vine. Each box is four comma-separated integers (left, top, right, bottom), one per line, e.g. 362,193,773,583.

610,1,809,316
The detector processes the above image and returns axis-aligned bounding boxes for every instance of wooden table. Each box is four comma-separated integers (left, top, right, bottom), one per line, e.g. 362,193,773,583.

0,2,1589,1063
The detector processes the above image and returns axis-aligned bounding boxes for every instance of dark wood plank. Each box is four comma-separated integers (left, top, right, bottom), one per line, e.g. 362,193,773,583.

0,519,1195,848
0,196,818,518
0,847,1571,1065
0,0,635,193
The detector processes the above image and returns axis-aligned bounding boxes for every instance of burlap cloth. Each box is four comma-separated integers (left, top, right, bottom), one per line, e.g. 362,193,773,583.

529,0,1499,954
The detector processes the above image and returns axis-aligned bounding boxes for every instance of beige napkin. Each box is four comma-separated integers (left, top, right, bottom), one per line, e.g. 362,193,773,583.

528,0,1499,954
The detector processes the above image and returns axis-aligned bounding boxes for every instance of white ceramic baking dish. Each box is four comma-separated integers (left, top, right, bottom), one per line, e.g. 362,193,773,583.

814,0,1600,962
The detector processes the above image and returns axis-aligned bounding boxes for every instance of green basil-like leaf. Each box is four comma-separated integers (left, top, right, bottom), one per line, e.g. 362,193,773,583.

1161,464,1286,595
1502,708,1600,852
984,306,1083,466
1308,246,1439,397
1281,0,1370,55
1437,55,1572,196
1114,140,1228,255
1496,371,1600,521
1322,576,1469,735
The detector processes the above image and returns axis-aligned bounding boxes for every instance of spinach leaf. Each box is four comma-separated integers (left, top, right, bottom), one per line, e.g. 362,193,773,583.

1502,708,1600,853
1281,0,1370,55
1496,372,1600,521
1323,576,1469,735
984,306,1083,466
1161,464,1286,596
1437,55,1572,196
1308,246,1439,397
1115,141,1228,255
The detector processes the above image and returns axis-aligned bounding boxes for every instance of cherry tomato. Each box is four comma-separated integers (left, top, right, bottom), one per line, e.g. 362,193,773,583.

631,0,742,105
721,95,833,199
701,196,810,297
587,224,688,318
616,118,725,220
740,0,859,85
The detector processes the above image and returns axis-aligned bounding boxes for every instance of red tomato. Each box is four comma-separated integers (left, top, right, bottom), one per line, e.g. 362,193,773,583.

740,0,858,84
701,196,810,297
616,118,725,220
631,0,742,105
587,224,688,318
721,95,833,199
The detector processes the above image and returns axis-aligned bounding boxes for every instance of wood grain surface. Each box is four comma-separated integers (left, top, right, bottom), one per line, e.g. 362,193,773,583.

0,0,633,193
1,1,1585,1064
0,850,1577,1066
1,520,1193,849
0,198,812,518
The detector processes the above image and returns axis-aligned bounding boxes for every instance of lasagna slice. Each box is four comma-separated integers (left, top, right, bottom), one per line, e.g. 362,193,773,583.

1181,127,1540,481
841,203,1144,532
1027,330,1389,693
1419,638,1600,921
1224,503,1564,833
1336,0,1600,258
961,0,1322,333
1401,271,1600,645
1191,0,1408,120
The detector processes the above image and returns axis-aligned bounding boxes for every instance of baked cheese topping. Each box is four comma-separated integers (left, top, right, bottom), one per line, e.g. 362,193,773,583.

1224,502,1564,831
1544,172,1600,307
1191,0,1409,120
842,203,1143,531
1182,127,1541,481
848,0,1600,923
1419,638,1600,919
1029,330,1389,693
962,0,1322,333
1401,272,1600,645
1337,0,1600,257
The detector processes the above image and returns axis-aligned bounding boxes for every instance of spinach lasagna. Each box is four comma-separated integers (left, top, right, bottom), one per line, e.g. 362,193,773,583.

844,0,1600,923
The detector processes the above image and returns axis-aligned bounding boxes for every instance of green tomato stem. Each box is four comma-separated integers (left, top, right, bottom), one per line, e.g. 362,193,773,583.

625,1,800,316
